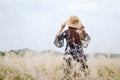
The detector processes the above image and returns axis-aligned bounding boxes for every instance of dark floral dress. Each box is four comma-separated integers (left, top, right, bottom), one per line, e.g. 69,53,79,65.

54,30,90,62
54,30,90,78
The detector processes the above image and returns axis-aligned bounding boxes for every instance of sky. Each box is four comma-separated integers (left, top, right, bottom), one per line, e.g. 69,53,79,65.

0,0,120,53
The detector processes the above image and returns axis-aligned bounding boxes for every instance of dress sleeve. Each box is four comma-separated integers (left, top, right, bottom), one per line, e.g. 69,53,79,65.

81,33,91,48
58,30,67,40
84,33,91,41
54,30,67,48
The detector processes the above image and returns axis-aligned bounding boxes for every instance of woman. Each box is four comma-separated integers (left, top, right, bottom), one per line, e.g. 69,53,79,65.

54,15,90,79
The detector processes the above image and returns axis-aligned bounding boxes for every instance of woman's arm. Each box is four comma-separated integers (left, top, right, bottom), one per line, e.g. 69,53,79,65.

54,30,67,48
57,21,66,35
82,33,91,48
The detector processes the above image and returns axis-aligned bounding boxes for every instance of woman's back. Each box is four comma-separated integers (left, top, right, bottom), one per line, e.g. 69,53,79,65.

54,15,91,79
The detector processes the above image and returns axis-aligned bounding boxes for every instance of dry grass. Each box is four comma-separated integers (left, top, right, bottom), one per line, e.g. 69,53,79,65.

87,55,120,80
0,52,120,80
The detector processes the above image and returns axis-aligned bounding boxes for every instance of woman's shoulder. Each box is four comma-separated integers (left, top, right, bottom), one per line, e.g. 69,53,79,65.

62,30,68,34
61,30,68,36
63,29,68,33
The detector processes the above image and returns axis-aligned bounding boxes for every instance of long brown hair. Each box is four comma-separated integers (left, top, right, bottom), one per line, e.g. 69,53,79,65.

68,27,80,44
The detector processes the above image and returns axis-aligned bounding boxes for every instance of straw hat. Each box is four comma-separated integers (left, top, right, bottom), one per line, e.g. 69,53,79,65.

57,15,83,35
66,15,82,28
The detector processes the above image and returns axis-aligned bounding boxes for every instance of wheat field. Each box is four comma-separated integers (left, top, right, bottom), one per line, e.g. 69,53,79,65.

0,52,120,80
